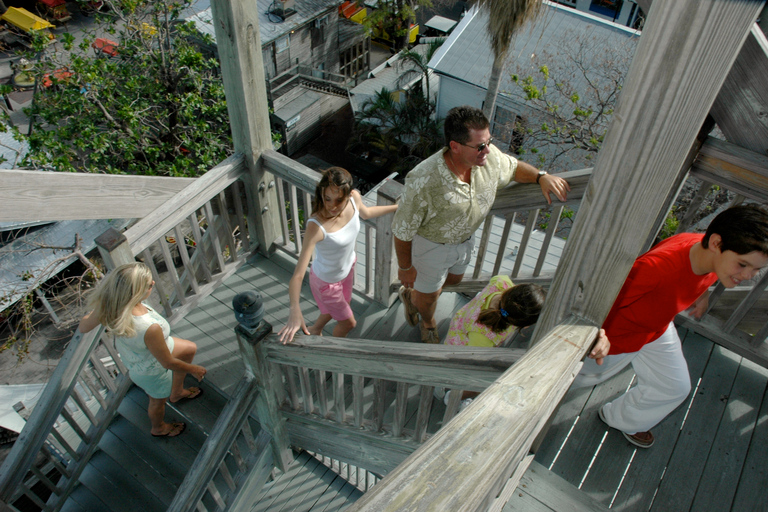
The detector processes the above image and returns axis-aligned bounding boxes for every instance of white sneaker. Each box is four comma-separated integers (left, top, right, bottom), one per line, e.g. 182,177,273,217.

443,390,473,411
433,386,446,401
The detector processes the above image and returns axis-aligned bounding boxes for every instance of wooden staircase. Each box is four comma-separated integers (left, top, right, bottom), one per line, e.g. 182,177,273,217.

50,380,362,512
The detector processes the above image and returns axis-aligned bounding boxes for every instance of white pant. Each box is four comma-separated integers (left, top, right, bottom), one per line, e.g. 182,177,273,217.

572,323,691,434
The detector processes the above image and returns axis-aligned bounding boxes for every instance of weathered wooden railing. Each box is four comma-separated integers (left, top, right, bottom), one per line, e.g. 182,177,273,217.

253,333,525,476
0,154,260,512
0,326,132,512
168,321,280,512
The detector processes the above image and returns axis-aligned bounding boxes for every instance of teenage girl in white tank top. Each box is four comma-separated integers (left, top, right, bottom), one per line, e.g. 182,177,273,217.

278,167,398,344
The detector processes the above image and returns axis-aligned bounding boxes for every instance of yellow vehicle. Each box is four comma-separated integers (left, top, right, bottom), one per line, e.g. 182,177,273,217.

1,7,55,43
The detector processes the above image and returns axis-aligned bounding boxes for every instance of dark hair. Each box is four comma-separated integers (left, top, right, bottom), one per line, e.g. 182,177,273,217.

701,204,768,255
444,106,489,146
477,283,546,333
312,167,353,215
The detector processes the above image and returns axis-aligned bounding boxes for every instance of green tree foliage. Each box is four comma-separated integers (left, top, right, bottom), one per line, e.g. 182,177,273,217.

347,87,443,176
507,29,637,172
1,0,233,177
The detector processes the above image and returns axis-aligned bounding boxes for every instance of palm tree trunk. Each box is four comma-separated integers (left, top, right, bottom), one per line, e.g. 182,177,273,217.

482,52,505,120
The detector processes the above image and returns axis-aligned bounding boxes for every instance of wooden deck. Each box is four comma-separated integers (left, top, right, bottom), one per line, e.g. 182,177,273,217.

167,238,768,511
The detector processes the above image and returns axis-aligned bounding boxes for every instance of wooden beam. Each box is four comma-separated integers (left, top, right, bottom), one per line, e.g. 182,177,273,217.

490,168,592,216
691,137,768,203
534,0,764,338
210,0,280,255
0,170,194,222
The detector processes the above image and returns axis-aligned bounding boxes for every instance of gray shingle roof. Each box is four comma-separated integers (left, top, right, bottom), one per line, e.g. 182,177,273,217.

429,1,639,99
188,0,339,47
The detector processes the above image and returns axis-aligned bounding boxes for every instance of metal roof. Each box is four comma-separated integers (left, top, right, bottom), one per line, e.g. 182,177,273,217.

429,1,639,100
187,0,340,47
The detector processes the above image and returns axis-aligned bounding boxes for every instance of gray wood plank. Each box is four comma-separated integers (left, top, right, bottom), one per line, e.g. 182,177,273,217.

79,455,166,512
649,344,741,512
61,481,112,512
607,329,715,512
504,461,609,512
691,359,768,511
251,451,320,512
731,364,768,512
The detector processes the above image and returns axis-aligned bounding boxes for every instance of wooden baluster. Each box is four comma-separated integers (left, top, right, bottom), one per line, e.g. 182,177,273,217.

70,386,97,426
412,385,434,443
392,381,408,438
141,248,173,317
203,201,227,273
534,205,563,277
89,355,116,394
675,180,714,235
284,366,300,410
59,408,89,444
494,214,515,276
174,224,200,295
442,388,462,425
232,180,251,253
188,211,214,283
315,369,329,418
365,224,373,296
752,320,768,348
299,366,314,414
512,209,539,278
373,179,399,305
270,362,286,406
371,379,386,432
218,460,236,491
473,215,495,279
333,372,346,423
352,375,364,428
275,177,290,246
289,186,302,255
217,192,238,262
206,480,226,510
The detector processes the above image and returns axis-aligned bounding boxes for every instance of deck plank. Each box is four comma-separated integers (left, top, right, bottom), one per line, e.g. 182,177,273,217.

691,358,768,511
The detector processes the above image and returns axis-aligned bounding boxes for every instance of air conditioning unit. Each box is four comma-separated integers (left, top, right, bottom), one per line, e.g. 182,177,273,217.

274,0,296,18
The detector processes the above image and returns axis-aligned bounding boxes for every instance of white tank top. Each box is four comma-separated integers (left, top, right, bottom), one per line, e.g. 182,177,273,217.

307,198,360,283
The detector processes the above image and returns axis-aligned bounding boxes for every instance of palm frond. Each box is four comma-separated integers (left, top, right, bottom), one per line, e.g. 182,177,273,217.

474,0,542,57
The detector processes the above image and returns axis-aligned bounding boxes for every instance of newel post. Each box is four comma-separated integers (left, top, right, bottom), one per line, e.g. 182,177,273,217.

373,178,402,306
233,291,293,471
95,227,135,270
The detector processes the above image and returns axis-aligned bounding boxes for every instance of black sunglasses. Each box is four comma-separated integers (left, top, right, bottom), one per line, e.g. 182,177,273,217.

460,138,494,152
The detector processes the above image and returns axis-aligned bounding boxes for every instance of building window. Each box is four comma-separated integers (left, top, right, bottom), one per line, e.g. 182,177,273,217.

275,35,290,53
340,41,369,79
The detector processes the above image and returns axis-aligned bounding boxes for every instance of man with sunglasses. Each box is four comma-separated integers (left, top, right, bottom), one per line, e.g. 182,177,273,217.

393,105,569,344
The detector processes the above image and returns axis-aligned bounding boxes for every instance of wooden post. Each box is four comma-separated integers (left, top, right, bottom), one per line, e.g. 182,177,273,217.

373,179,402,305
209,0,280,255
95,227,135,270
533,0,764,340
236,322,293,471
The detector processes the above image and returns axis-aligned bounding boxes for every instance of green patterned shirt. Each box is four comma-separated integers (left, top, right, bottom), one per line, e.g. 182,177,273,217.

392,145,518,244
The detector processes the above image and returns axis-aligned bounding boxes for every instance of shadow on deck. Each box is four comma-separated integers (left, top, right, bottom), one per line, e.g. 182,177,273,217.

175,252,768,512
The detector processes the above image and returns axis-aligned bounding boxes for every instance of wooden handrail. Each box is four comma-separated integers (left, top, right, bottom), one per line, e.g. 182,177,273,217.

167,374,263,512
264,335,524,391
489,167,593,216
346,319,597,512
124,153,247,254
0,327,104,500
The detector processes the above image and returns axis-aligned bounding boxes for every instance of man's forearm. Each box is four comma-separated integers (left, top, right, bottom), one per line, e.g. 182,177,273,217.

513,160,541,183
394,237,413,269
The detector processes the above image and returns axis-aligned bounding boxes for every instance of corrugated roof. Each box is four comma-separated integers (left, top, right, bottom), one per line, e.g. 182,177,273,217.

349,44,436,113
188,0,340,47
429,1,639,99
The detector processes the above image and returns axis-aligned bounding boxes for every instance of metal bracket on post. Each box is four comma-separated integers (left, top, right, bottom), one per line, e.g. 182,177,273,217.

233,291,293,471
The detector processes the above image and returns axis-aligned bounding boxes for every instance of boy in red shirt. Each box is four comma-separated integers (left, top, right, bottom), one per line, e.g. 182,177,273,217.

575,204,768,448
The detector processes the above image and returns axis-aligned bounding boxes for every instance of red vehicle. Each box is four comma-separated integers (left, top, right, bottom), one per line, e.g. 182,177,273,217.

92,37,118,57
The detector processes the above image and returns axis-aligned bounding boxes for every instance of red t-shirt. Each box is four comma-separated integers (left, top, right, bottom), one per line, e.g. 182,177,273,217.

603,233,718,354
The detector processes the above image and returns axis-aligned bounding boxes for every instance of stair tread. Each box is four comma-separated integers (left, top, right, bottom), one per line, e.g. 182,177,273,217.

79,457,166,512
166,376,229,434
61,482,111,512
97,429,179,504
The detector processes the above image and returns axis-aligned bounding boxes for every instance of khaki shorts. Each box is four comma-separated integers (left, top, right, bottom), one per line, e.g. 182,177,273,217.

412,234,475,293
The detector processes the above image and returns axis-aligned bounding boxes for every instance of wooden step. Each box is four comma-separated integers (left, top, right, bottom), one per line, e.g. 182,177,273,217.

503,461,609,512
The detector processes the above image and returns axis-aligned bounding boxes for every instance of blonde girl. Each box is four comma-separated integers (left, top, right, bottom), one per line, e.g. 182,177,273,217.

278,167,398,344
79,262,206,437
